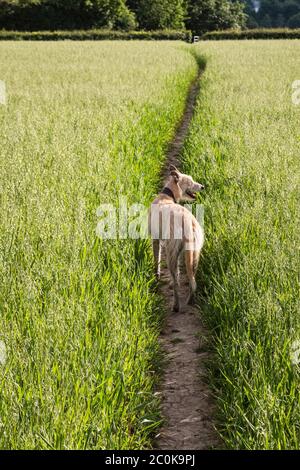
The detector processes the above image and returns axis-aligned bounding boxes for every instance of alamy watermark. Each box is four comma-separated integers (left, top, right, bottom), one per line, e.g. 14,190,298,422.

292,80,300,105
0,80,6,106
290,340,300,366
0,341,6,366
96,196,204,245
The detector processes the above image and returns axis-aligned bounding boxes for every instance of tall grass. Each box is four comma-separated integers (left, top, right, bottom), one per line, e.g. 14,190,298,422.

0,41,198,449
182,40,300,449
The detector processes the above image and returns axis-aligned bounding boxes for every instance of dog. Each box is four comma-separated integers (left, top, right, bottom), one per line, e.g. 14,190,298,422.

149,165,205,312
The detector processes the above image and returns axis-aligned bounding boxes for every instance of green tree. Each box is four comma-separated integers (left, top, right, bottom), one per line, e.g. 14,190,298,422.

127,0,187,30
114,2,137,29
186,0,246,34
86,0,135,28
0,0,137,29
44,0,134,28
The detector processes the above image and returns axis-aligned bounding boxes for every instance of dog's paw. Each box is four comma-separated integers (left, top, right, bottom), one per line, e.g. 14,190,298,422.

172,303,180,313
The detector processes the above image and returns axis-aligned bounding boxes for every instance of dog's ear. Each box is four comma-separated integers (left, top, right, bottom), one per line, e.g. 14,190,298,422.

170,168,180,183
169,164,179,173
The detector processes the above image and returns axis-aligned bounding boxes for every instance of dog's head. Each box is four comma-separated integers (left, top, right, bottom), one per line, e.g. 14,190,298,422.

169,165,204,202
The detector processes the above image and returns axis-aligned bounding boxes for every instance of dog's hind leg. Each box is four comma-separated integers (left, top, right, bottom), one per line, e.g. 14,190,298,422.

193,250,200,276
166,244,180,312
185,249,197,305
152,239,161,279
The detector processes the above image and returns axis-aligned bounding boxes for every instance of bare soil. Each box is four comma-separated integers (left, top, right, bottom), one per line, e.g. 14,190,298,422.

155,263,220,449
155,69,221,450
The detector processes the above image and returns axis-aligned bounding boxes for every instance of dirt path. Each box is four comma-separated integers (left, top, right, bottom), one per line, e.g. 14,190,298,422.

155,67,221,450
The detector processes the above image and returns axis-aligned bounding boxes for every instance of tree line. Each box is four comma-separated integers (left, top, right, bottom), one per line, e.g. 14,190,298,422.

1,0,299,32
0,0,246,32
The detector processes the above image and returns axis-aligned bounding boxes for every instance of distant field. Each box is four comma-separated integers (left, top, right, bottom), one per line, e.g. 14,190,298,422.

183,40,300,449
0,41,197,449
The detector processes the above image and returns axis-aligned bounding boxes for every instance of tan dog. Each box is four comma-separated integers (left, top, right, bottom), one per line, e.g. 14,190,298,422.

149,165,205,312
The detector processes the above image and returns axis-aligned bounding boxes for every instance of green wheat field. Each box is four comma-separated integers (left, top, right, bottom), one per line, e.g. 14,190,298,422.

0,39,299,449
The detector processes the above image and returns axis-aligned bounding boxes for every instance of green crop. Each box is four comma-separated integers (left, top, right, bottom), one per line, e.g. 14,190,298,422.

0,41,197,449
182,40,300,449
